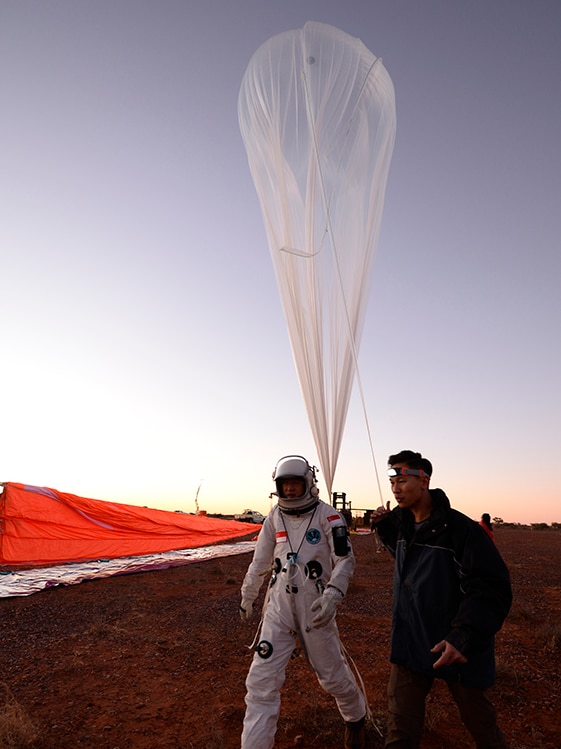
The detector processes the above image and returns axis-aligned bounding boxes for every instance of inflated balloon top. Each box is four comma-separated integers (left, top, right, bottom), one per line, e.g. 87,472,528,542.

239,21,396,495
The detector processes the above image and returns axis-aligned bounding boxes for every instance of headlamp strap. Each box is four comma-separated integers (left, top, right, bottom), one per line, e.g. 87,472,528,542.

387,467,428,478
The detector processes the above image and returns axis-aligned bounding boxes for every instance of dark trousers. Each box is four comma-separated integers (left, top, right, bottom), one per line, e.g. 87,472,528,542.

385,664,509,748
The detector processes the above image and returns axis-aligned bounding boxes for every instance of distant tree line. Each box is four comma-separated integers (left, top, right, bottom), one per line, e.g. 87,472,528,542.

492,518,561,530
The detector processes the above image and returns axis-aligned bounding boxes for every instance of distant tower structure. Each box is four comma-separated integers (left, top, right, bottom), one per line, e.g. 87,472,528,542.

332,491,348,510
333,492,353,530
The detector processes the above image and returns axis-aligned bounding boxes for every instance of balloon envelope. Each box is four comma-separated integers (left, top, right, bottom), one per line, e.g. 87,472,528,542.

239,21,396,494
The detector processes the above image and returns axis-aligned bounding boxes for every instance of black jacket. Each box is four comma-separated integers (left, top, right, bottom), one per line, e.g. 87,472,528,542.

377,488,512,688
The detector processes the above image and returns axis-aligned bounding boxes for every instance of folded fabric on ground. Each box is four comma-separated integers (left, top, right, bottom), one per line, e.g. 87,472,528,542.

0,540,257,598
0,482,259,565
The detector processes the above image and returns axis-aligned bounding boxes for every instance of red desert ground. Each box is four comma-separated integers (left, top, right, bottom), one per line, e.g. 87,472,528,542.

1,522,560,749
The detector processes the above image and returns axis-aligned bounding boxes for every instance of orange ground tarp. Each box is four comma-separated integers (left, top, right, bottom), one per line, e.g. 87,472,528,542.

0,482,259,566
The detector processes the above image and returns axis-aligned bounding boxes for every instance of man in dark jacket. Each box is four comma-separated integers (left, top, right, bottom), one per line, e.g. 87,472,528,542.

371,450,512,748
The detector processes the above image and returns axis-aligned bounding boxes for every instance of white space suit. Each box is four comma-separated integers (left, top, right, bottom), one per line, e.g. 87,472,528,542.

240,456,366,749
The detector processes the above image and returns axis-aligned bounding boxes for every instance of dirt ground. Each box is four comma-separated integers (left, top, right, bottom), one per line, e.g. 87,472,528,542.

1,528,560,749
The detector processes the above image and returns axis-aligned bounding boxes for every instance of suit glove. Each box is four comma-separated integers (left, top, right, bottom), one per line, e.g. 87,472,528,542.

239,598,254,622
311,586,344,628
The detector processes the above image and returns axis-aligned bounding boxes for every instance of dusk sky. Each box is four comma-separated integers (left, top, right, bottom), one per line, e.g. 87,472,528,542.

1,0,559,524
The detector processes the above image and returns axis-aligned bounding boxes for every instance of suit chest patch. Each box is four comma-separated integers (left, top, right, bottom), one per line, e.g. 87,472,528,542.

306,528,321,545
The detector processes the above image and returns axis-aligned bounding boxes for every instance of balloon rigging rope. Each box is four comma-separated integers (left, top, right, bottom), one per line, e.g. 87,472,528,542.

301,58,384,504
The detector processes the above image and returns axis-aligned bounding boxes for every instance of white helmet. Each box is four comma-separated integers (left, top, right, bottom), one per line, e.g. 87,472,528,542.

272,455,320,515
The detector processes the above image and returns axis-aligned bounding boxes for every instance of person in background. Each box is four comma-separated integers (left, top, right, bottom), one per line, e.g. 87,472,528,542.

370,450,512,749
340,506,354,531
239,455,367,749
480,512,495,542
370,506,386,553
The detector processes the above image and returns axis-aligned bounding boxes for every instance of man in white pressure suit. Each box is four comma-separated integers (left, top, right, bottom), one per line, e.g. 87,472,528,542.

239,455,367,749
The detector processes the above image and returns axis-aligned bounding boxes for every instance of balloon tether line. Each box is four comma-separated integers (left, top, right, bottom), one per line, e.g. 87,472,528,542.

301,54,384,504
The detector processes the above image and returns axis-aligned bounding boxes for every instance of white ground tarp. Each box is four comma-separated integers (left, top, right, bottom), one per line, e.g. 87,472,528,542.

0,540,257,598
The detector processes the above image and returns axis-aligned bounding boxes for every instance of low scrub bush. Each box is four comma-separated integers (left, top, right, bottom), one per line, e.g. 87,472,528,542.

0,683,38,749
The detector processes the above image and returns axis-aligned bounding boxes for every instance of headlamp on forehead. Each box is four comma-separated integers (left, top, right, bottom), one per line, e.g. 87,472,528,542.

387,467,429,478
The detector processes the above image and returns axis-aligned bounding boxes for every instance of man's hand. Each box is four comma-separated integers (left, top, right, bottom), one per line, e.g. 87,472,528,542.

239,599,254,622
311,586,344,628
370,501,391,524
431,640,468,669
